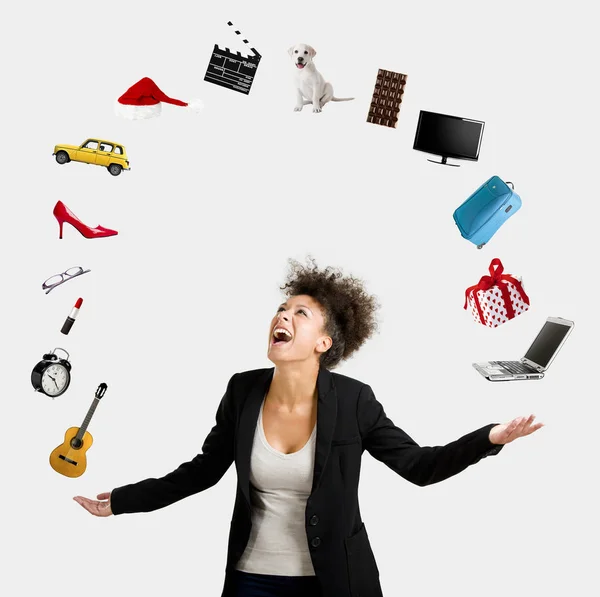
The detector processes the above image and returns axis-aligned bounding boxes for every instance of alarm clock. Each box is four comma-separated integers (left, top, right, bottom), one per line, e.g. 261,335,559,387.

31,348,72,398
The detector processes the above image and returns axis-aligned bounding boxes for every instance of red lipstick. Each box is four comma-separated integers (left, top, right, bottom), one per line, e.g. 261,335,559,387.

61,298,83,335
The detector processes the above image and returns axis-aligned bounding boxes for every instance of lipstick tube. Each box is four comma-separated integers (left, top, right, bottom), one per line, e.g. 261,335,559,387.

61,298,83,335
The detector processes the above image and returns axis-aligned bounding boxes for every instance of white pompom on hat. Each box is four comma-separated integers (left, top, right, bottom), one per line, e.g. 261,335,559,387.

115,77,204,120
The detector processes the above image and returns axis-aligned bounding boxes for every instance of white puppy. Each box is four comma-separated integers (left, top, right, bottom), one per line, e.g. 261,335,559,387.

288,43,354,113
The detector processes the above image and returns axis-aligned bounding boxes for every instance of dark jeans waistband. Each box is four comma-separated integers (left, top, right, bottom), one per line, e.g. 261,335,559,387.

232,570,321,597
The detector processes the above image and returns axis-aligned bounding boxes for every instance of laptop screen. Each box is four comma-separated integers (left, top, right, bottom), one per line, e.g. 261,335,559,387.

524,321,571,367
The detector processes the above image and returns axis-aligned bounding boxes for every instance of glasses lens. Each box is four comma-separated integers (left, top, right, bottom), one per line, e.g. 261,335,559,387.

43,274,64,288
65,267,83,277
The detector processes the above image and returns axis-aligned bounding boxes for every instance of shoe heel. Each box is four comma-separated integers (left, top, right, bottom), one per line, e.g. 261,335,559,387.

58,220,64,239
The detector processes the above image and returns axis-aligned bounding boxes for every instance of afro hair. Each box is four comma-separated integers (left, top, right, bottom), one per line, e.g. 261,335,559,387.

279,256,380,369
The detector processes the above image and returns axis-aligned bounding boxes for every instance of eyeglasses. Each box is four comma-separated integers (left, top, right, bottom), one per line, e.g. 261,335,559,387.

43,266,91,294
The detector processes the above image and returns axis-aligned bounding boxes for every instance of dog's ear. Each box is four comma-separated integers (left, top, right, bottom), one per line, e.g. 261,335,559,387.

307,45,317,58
287,46,295,57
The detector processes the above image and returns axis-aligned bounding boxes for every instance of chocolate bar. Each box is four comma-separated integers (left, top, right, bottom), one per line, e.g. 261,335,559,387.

367,69,408,128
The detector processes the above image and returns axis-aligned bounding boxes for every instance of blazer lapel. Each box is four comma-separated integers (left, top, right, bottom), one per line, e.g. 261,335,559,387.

311,366,337,494
236,366,338,509
237,368,274,507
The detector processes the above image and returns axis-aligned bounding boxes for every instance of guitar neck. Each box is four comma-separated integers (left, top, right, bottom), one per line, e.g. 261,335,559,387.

76,398,100,440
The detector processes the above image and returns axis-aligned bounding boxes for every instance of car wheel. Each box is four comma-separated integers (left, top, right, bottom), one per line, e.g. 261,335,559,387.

55,151,70,165
108,164,122,176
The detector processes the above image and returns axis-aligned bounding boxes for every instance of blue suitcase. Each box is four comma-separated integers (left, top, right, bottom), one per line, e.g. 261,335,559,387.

453,175,521,249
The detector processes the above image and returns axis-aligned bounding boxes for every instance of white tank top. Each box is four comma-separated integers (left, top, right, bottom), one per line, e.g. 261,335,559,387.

235,395,317,576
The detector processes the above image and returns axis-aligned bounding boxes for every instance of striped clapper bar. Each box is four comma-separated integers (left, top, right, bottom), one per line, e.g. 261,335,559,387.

204,21,262,95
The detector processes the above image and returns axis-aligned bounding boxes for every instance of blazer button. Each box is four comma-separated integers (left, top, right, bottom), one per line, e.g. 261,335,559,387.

310,515,319,526
311,537,321,548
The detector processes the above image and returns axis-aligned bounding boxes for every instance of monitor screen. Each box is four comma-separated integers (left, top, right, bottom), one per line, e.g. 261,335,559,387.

524,321,571,367
413,111,484,160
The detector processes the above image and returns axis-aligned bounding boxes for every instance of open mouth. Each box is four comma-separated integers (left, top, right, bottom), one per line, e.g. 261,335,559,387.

296,62,305,69
272,327,293,346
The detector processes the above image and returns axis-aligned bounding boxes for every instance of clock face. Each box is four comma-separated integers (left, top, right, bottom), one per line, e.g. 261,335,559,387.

41,364,69,396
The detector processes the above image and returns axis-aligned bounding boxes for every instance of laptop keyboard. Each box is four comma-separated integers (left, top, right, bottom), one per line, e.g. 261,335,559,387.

490,361,536,374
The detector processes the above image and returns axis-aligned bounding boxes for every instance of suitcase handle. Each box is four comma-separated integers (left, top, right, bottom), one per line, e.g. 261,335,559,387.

505,181,514,190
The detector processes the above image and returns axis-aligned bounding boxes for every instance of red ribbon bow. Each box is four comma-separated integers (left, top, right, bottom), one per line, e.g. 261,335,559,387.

464,258,529,325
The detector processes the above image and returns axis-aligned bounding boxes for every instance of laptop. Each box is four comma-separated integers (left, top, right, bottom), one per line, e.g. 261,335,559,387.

473,316,574,381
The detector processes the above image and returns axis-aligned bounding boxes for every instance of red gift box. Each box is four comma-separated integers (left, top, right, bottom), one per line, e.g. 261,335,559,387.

464,258,530,328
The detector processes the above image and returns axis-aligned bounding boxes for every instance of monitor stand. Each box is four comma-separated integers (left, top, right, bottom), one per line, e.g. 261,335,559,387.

427,156,460,167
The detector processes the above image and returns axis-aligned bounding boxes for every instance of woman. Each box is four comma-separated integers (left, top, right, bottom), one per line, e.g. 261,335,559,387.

74,258,542,597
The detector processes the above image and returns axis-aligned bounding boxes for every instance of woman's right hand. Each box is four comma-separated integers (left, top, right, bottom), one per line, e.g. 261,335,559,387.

73,492,113,517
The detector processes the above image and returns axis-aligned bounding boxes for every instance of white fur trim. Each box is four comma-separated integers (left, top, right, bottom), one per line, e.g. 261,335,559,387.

114,100,162,120
186,98,204,113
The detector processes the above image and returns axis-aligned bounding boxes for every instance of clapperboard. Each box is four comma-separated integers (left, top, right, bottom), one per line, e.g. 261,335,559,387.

204,21,262,95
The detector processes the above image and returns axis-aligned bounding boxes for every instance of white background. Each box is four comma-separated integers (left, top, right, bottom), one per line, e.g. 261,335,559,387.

2,0,598,595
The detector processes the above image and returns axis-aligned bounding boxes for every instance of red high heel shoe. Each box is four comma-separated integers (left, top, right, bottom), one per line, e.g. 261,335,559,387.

53,201,118,239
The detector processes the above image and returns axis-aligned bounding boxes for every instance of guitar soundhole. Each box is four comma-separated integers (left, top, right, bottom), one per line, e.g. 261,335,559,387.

70,438,83,449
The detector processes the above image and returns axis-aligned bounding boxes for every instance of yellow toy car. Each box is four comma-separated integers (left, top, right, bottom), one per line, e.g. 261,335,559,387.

53,138,130,176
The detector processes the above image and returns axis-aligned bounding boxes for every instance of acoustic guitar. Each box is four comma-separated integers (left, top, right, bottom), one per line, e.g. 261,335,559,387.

49,383,107,478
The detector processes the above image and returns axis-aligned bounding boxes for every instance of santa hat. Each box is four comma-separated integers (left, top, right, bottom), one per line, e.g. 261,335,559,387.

115,77,204,120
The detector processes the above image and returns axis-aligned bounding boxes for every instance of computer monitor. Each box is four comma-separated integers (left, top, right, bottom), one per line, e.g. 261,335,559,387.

413,110,485,167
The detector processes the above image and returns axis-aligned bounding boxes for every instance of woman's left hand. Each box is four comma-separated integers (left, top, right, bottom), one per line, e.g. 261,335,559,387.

489,414,544,445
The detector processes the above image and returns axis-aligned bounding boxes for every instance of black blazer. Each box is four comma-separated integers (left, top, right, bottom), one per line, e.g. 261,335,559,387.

111,366,504,597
